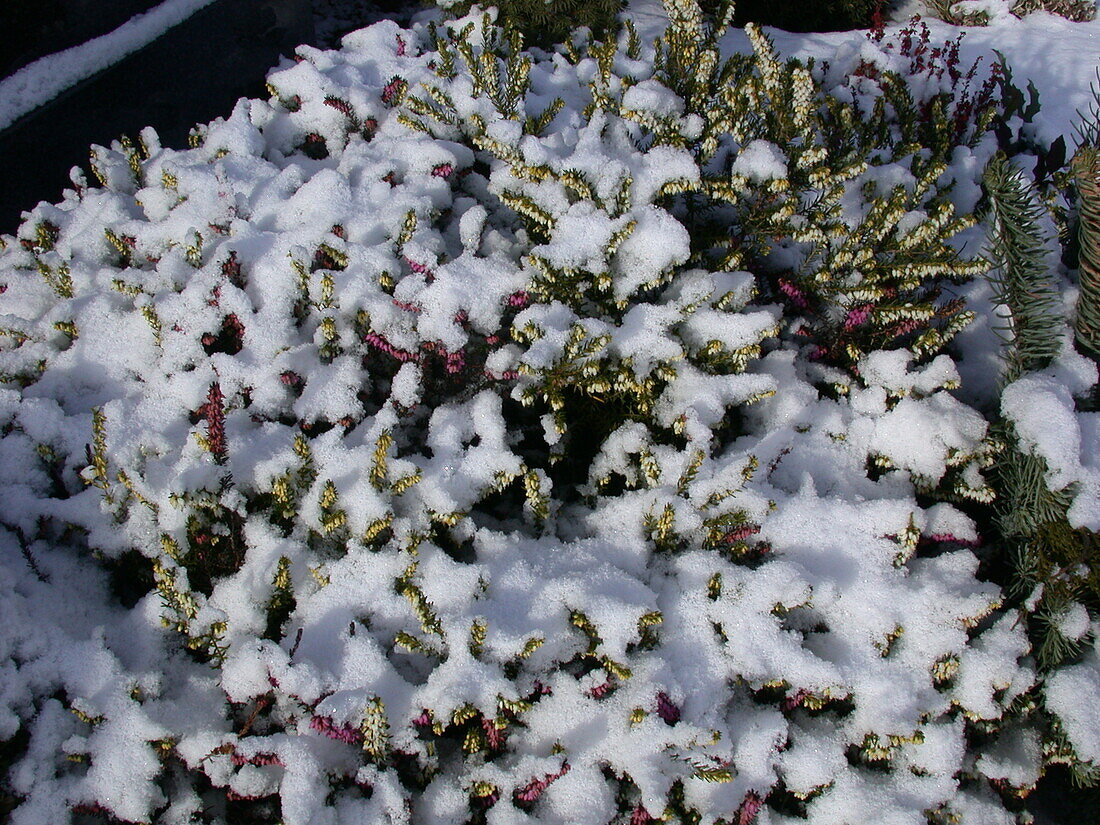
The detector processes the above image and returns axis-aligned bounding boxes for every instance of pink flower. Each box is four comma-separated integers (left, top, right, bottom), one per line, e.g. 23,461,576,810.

482,717,505,750
507,290,531,308
737,790,765,825
231,751,284,767
892,318,924,337
588,679,614,699
382,76,407,106
432,163,454,179
391,299,422,313
843,304,873,331
364,332,419,363
778,279,808,309
631,806,657,825
781,689,810,713
396,35,407,56
444,350,466,374
309,715,362,745
198,382,227,464
515,762,570,804
723,524,761,544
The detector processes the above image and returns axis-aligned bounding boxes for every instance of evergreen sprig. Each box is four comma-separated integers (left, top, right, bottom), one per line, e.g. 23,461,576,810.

1072,147,1100,364
982,152,1064,382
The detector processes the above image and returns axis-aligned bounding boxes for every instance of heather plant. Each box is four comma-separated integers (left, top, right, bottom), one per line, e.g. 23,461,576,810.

0,3,1066,824
927,0,1097,24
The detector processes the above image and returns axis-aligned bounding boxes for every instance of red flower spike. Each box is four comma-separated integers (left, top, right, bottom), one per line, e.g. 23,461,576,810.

221,252,244,288
723,524,761,544
481,716,506,750
392,299,421,313
656,691,681,724
309,715,362,745
870,1,885,42
737,790,765,825
199,382,228,465
231,751,284,767
781,688,810,713
323,96,354,118
515,762,570,804
382,76,407,106
588,679,614,699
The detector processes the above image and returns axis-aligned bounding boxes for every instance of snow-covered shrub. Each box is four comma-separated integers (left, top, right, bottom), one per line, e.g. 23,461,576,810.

0,2,1047,823
663,6,1008,501
926,0,1097,25
980,152,1100,790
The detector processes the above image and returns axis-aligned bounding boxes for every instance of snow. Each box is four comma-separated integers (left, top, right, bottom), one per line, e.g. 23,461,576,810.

730,140,789,182
0,1,1098,823
0,0,219,132
1045,646,1100,762
1001,350,1100,529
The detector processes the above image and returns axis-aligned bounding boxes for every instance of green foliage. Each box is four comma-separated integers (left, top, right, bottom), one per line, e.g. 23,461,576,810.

980,149,1100,789
982,153,1064,382
1073,147,1100,364
666,12,993,377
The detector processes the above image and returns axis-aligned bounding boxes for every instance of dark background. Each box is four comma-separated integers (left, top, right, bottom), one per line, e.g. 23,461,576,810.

0,0,317,232
0,0,163,80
